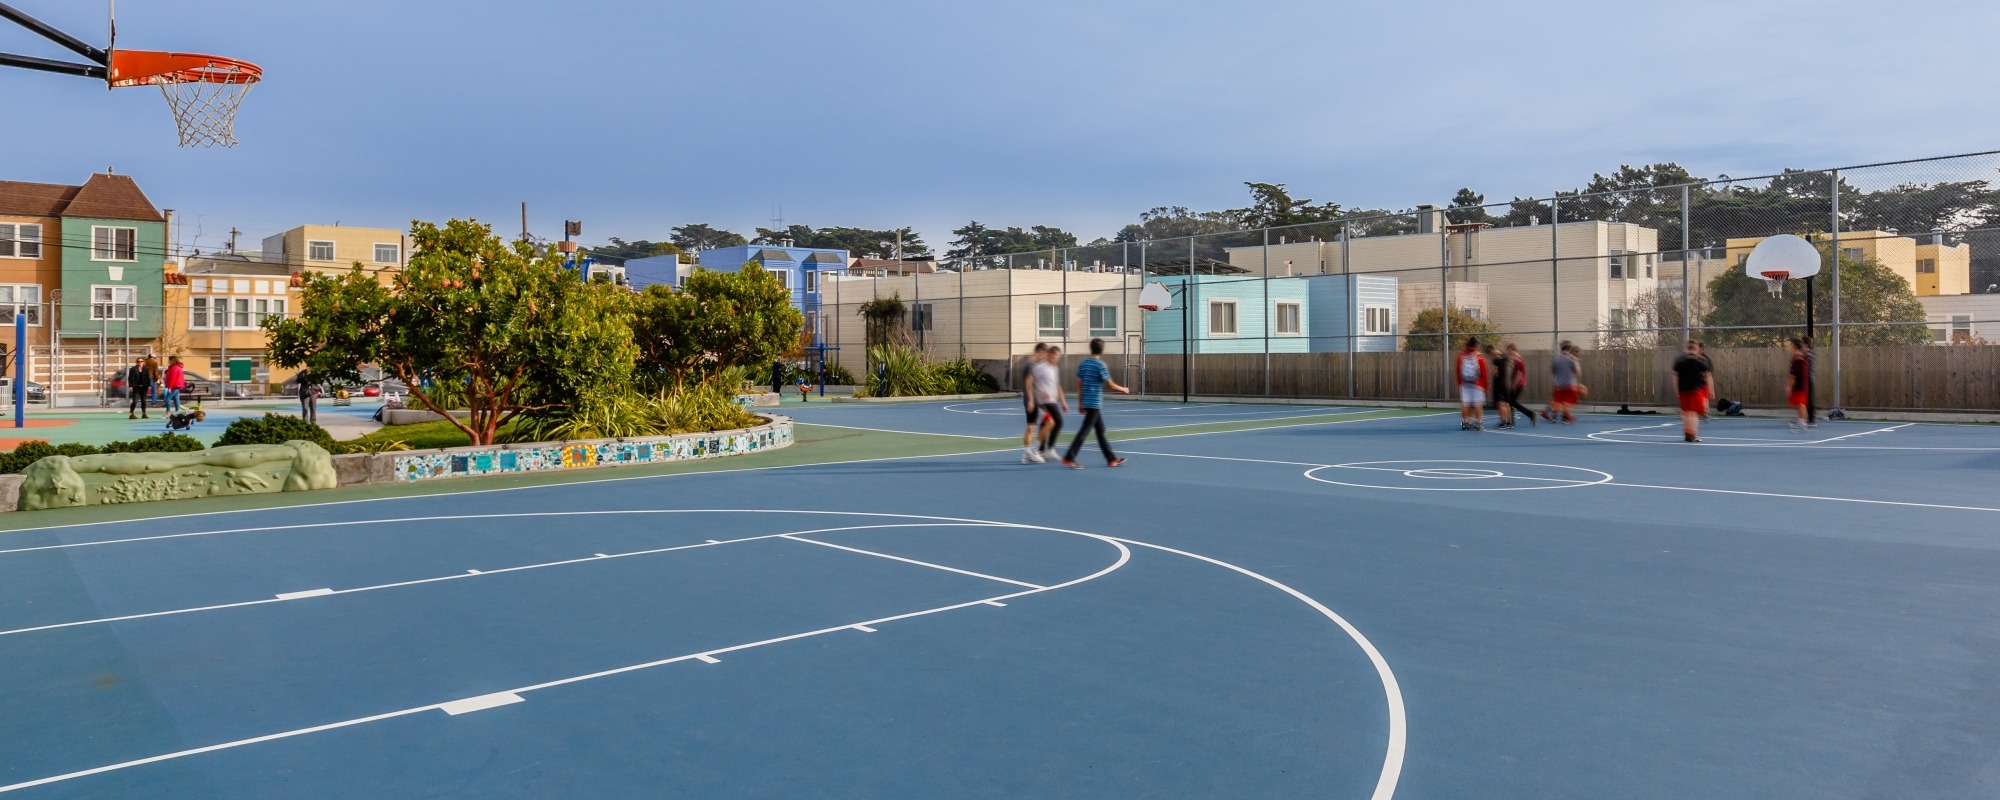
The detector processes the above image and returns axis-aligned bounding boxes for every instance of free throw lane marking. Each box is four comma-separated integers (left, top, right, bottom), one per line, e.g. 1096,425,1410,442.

439,692,524,716
780,534,1046,589
274,588,334,600
694,654,720,664
852,624,877,632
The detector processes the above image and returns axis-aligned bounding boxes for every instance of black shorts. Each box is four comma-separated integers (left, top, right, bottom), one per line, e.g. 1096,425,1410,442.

1025,403,1040,424
1038,403,1063,421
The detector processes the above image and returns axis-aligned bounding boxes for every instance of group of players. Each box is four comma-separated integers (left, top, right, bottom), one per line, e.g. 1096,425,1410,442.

1453,335,1819,443
1019,339,1130,469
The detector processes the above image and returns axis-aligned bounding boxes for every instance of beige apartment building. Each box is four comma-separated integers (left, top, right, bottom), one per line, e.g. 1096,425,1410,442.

1722,231,1971,297
261,224,408,281
1228,212,1661,343
162,253,304,391
818,269,1139,381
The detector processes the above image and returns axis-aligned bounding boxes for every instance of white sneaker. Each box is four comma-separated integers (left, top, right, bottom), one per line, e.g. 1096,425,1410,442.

1041,448,1058,461
1787,421,1804,433
1022,449,1045,464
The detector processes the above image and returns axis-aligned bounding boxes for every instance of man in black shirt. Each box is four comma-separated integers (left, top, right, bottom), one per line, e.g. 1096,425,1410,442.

1671,340,1713,443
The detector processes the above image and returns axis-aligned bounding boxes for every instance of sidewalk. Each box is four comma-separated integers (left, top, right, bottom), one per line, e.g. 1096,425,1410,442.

0,398,386,448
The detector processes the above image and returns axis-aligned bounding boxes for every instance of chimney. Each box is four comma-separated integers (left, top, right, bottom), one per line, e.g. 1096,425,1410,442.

1932,230,1945,246
1417,204,1444,235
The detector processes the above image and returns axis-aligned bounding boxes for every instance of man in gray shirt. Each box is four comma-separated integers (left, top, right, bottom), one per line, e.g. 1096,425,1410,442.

1544,341,1582,424
1031,346,1067,460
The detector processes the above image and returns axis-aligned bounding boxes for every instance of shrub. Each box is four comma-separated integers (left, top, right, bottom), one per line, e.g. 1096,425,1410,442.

1,433,207,474
820,362,857,386
215,413,336,451
0,441,58,474
862,346,996,397
101,434,205,454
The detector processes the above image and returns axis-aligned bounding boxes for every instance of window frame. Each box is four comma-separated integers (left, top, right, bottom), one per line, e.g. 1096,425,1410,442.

1273,301,1302,336
910,302,934,332
0,223,42,259
1608,249,1626,280
1917,258,1937,274
1207,299,1238,337
1036,303,1067,339
1363,305,1393,335
1840,247,1864,263
192,297,210,328
1088,304,1118,338
0,283,42,325
90,284,137,320
91,226,138,262
233,297,252,328
306,240,336,261
373,242,400,264
766,269,789,289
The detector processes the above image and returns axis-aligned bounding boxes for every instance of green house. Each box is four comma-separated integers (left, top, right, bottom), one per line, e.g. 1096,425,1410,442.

54,174,167,341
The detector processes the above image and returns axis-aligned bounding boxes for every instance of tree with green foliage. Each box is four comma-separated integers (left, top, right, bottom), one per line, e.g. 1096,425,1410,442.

1234,182,1343,229
670,223,748,253
582,238,684,262
945,221,1079,258
629,263,803,391
1701,250,1928,346
751,225,930,258
1447,188,1494,224
266,218,637,446
1401,306,1495,351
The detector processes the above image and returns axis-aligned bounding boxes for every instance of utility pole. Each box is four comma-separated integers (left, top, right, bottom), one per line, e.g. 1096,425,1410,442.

226,227,239,254
519,202,528,242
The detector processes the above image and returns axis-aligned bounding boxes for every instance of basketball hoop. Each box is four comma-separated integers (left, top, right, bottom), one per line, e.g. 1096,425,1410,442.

1760,270,1789,298
108,51,262,148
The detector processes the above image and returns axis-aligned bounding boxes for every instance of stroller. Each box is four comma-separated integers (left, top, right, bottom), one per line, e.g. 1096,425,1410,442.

165,403,206,431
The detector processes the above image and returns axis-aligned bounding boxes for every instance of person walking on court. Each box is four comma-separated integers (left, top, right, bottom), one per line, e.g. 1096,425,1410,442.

1800,335,1817,426
1455,336,1489,431
124,357,154,419
1488,344,1516,429
162,355,186,414
296,366,318,424
1031,345,1067,462
1062,338,1130,469
1544,341,1583,424
143,356,163,408
1786,338,1811,432
1021,343,1050,463
1672,339,1714,443
1504,343,1533,427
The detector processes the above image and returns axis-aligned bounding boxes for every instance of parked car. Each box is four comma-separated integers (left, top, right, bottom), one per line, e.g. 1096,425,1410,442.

0,378,46,402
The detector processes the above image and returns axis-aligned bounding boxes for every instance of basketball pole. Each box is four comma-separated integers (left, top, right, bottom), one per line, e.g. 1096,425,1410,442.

1805,274,1816,423
13,312,25,428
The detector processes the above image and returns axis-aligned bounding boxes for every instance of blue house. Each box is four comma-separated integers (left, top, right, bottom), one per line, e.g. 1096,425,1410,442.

623,254,686,290
692,244,848,343
1142,274,1398,353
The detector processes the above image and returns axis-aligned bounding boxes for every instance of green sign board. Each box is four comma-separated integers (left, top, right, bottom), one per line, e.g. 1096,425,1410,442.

228,359,254,383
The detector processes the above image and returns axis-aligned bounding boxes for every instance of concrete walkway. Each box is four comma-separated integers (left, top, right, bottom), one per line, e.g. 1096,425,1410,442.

0,398,386,447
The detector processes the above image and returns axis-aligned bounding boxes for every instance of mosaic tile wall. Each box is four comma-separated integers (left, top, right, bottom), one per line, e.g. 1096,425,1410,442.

390,421,792,483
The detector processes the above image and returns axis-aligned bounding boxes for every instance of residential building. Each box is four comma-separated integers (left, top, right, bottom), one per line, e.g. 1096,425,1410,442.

623,254,688,290
0,178,63,385
818,269,1137,382
162,253,303,391
1918,294,2000,345
1142,275,1310,354
693,244,849,345
1723,231,1972,296
260,224,408,281
1225,211,1661,345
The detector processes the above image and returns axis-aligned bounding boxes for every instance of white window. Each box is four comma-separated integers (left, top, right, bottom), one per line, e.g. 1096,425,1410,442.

1088,305,1118,338
767,269,789,288
307,240,335,261
1841,247,1864,263
192,297,210,328
1037,304,1067,339
806,270,820,293
373,243,399,264
91,285,137,320
0,284,41,325
254,298,270,325
92,226,137,261
1608,249,1626,280
1933,314,1974,344
1645,253,1655,279
1274,301,1302,336
233,298,251,328
270,298,286,320
911,302,934,332
1608,309,1629,330
1364,306,1393,335
0,223,42,259
1917,258,1937,274
1207,300,1238,336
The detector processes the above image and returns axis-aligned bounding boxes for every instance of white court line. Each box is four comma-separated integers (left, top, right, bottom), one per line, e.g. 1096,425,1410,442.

0,518,1136,796
439,692,523,716
793,421,1012,440
781,534,1046,589
1492,425,2000,450
1817,422,1913,441
851,624,877,633
0,409,1435,541
0,523,997,640
1604,482,2000,513
1120,450,1587,484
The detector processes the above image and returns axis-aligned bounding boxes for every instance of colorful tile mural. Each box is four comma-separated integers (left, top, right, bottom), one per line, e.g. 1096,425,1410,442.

391,420,793,483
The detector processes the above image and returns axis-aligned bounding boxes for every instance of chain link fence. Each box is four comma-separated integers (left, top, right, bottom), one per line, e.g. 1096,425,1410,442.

820,150,2000,412
0,299,294,408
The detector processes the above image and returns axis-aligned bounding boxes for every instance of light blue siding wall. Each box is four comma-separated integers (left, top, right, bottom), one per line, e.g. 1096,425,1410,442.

1303,274,1399,353
1142,275,1310,354
690,245,847,313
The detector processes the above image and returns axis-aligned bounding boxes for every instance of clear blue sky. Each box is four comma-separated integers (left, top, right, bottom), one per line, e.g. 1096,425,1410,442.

5,0,1996,254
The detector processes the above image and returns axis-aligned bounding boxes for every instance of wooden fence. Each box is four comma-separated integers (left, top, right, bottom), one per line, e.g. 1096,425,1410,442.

1096,345,2000,411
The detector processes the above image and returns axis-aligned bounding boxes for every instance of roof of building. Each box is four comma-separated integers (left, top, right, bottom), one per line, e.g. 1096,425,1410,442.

0,174,163,222
754,248,797,262
181,252,294,277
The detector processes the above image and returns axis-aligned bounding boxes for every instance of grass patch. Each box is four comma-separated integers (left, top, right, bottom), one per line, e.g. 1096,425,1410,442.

340,420,475,451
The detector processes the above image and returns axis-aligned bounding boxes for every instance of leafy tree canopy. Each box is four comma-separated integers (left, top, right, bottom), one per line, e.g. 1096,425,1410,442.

946,221,1079,258
1700,249,1927,347
629,263,804,390
1403,306,1495,351
752,225,931,258
670,223,748,252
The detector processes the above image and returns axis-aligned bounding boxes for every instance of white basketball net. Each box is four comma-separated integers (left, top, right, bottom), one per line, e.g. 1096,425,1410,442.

159,75,253,148
1762,277,1784,298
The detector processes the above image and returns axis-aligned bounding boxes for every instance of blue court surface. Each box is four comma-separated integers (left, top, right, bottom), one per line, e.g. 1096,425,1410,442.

781,397,1374,438
4,402,1999,798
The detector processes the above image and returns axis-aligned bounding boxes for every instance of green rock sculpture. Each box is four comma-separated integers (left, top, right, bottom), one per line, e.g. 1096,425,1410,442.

17,440,338,511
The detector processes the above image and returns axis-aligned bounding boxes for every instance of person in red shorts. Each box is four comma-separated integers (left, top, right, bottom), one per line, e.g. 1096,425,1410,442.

1455,336,1489,431
1544,341,1583,424
1786,338,1810,432
1671,339,1714,443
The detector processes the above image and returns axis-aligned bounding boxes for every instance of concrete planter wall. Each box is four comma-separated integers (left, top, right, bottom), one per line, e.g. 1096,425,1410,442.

331,415,793,487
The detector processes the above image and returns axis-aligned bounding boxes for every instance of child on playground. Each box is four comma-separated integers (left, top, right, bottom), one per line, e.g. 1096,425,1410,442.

1455,337,1489,431
1061,337,1130,469
1544,341,1583,424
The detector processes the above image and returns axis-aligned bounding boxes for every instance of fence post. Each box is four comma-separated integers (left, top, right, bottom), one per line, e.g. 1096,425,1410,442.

1439,213,1451,401
1262,228,1272,397
1139,240,1148,395
1187,237,1197,399
1681,183,1692,346
1344,220,1355,399
1829,168,1842,413
1551,196,1562,353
